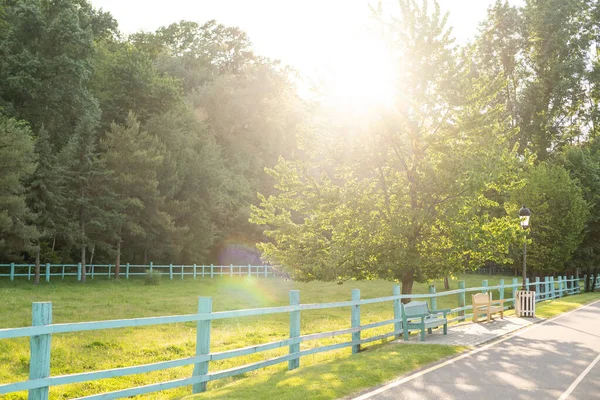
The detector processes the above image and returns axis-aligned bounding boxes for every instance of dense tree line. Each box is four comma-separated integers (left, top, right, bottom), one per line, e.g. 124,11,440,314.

3,0,600,292
0,0,303,281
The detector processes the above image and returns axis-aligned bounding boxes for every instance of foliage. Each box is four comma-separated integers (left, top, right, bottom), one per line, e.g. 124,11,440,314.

510,162,588,274
0,115,37,257
144,269,162,285
252,0,523,295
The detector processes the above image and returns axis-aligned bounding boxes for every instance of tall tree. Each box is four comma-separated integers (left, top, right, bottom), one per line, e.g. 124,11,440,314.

251,0,522,298
101,112,171,278
0,115,38,258
510,162,588,274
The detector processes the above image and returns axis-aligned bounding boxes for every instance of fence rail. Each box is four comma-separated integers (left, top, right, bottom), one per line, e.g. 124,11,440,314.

0,263,274,281
0,274,597,399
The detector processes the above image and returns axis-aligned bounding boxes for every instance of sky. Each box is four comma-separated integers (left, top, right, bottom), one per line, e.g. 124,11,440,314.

91,0,516,78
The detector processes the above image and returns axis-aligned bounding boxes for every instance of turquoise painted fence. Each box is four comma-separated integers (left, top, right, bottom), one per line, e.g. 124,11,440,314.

0,276,589,399
0,263,274,282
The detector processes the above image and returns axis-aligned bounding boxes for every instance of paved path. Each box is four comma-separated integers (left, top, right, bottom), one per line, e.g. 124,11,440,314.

353,300,600,400
399,316,543,347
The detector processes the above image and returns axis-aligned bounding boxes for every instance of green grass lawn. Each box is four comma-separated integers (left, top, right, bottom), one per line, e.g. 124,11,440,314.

0,273,517,399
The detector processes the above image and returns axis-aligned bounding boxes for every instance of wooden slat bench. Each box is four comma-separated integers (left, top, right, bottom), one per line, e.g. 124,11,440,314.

472,292,506,322
401,301,450,341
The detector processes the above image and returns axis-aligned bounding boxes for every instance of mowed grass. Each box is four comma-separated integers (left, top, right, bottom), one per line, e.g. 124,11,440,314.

0,274,513,399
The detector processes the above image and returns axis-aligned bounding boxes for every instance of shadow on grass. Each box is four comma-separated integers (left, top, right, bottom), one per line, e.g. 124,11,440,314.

182,343,465,400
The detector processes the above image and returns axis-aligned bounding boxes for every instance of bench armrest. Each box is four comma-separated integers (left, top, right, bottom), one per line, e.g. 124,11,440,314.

491,299,506,305
404,313,430,319
431,308,451,317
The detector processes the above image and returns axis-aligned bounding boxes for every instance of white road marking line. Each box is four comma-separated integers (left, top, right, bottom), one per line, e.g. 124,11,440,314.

352,299,600,400
557,351,600,400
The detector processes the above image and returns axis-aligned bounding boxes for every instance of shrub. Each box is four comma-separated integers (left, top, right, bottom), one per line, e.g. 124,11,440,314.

144,270,162,285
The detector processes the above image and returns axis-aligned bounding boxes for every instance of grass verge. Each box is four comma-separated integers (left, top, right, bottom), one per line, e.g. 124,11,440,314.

0,274,510,399
183,343,467,400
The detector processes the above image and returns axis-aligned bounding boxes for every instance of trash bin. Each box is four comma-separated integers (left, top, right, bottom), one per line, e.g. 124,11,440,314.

515,290,536,317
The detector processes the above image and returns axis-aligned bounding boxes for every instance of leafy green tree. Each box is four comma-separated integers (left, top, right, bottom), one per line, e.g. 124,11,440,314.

0,0,116,150
510,162,588,274
476,0,594,159
91,40,182,132
251,0,523,298
561,141,600,289
0,115,38,258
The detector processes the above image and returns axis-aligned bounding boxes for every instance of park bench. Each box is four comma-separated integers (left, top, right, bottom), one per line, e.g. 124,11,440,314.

472,292,506,322
401,301,450,341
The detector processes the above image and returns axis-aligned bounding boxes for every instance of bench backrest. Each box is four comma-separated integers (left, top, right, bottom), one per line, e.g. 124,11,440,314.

402,301,430,317
472,293,490,306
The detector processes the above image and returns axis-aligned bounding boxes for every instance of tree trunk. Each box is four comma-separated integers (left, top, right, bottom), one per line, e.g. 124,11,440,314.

401,269,415,304
80,243,87,283
592,269,598,292
34,245,41,285
115,238,121,280
443,276,450,290
89,242,95,265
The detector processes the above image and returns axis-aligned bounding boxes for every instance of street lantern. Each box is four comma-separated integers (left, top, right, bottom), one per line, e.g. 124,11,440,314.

519,206,531,229
519,206,531,290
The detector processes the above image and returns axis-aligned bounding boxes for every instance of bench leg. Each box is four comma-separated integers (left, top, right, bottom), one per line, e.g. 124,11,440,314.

443,323,447,335
500,310,504,319
403,327,409,341
427,328,432,334
420,328,425,341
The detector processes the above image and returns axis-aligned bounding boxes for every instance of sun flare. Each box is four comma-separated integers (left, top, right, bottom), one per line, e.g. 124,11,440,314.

320,38,396,112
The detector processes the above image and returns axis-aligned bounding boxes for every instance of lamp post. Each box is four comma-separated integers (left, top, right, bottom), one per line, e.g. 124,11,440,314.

519,206,531,290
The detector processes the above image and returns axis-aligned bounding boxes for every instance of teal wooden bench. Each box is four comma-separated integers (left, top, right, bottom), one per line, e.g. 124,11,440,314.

401,301,450,341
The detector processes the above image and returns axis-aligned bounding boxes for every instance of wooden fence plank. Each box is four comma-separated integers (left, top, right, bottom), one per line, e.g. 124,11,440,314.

288,290,300,370
192,297,212,394
393,285,401,339
29,302,52,400
351,289,361,354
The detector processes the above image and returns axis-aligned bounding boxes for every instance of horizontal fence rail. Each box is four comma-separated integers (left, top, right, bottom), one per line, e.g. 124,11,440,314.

0,274,594,399
0,263,275,282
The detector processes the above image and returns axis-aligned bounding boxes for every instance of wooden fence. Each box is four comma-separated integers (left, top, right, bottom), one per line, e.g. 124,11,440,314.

0,275,595,399
0,263,274,281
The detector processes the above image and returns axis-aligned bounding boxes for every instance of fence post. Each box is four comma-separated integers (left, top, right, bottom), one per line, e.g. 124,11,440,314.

512,278,518,306
126,263,130,279
192,297,212,394
458,281,466,322
570,275,577,294
557,276,563,297
393,284,402,339
202,265,205,278
550,277,555,298
45,263,50,282
181,265,185,280
351,289,361,354
29,302,52,400
289,290,301,370
535,277,540,301
10,262,14,281
91,265,95,279
108,264,111,279
61,265,65,280
77,263,82,281
247,264,251,278
499,279,505,301
429,285,437,311
525,277,530,292
210,264,214,279
193,264,197,280
167,264,172,280
264,265,268,278
28,265,32,281
149,261,153,273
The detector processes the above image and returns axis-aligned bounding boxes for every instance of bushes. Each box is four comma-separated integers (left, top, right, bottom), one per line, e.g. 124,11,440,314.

144,270,162,285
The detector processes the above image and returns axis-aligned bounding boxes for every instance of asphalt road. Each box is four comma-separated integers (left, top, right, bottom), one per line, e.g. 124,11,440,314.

353,300,600,400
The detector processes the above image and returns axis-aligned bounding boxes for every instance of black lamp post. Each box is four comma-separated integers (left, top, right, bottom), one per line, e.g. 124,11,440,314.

519,206,531,290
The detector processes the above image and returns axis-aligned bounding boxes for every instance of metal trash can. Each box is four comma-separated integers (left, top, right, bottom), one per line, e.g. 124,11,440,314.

516,290,536,317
